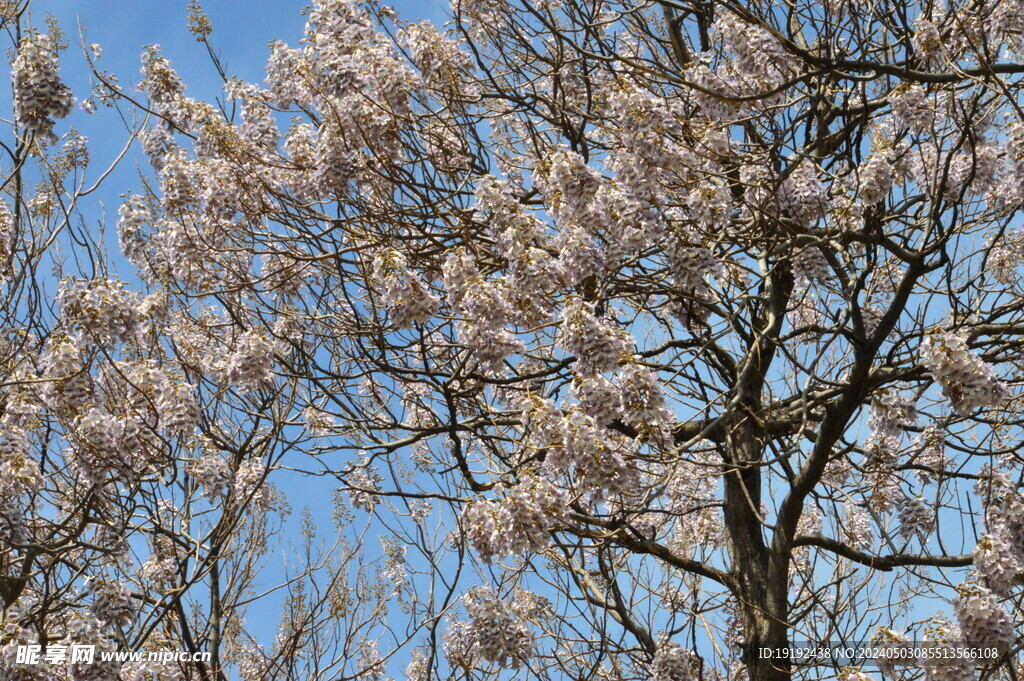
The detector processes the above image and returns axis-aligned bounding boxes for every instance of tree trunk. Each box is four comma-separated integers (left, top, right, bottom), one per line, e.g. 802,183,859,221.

724,421,792,681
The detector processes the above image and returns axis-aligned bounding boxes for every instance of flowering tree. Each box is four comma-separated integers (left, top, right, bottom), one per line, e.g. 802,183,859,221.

6,0,1024,680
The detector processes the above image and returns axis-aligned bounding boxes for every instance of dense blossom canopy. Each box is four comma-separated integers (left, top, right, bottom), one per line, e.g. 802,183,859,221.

4,0,1024,680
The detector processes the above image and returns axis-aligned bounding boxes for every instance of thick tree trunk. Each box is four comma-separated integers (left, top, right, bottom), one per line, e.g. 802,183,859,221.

738,554,792,681
724,420,792,681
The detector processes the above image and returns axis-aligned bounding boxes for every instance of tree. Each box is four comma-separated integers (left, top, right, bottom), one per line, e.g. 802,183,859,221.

4,0,1024,679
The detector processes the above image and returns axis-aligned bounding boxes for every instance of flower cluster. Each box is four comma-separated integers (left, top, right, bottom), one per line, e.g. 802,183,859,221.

666,459,723,548
898,495,934,541
559,296,634,375
862,390,916,494
139,45,185,121
953,581,1014,651
911,16,943,62
0,498,27,546
280,122,319,201
534,147,602,228
0,200,12,276
996,121,1024,214
920,330,1009,415
857,155,894,206
442,248,524,369
683,62,743,122
792,245,831,286
63,611,121,681
667,234,722,324
474,176,560,302
462,475,566,562
275,0,417,192
713,13,794,89
552,410,637,497
555,225,606,287
648,640,697,681
157,152,199,214
139,126,177,171
891,85,935,133
12,32,73,141
792,505,822,578
314,123,360,197
221,330,278,394
0,427,42,497
986,227,1024,283
520,395,639,498
475,176,540,254
863,441,902,513
867,390,917,443
89,579,135,628
777,161,829,227
914,424,947,483
234,457,270,511
225,78,278,152
462,587,535,669
112,360,198,438
0,605,38,679
571,373,621,426
443,619,476,669
57,277,155,346
618,362,675,441
686,179,732,230
189,448,233,501
235,647,270,681
869,628,912,677
370,249,439,328
973,519,1024,596
66,407,138,483
421,117,471,175
841,501,873,550
400,22,475,99
265,40,312,109
973,468,1024,595
602,79,695,190
405,652,430,681
123,634,188,681
140,555,178,593
117,195,154,271
38,333,92,417
302,406,335,437
919,616,974,681
347,463,383,513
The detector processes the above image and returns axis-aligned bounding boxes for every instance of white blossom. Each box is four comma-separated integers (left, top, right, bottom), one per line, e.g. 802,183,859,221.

857,154,894,205
973,519,1024,596
898,495,934,541
189,449,233,501
559,296,634,375
370,249,439,328
777,161,829,226
463,475,566,562
648,640,696,681
222,330,278,394
920,331,1009,415
462,587,535,669
12,32,73,141
953,582,1014,651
